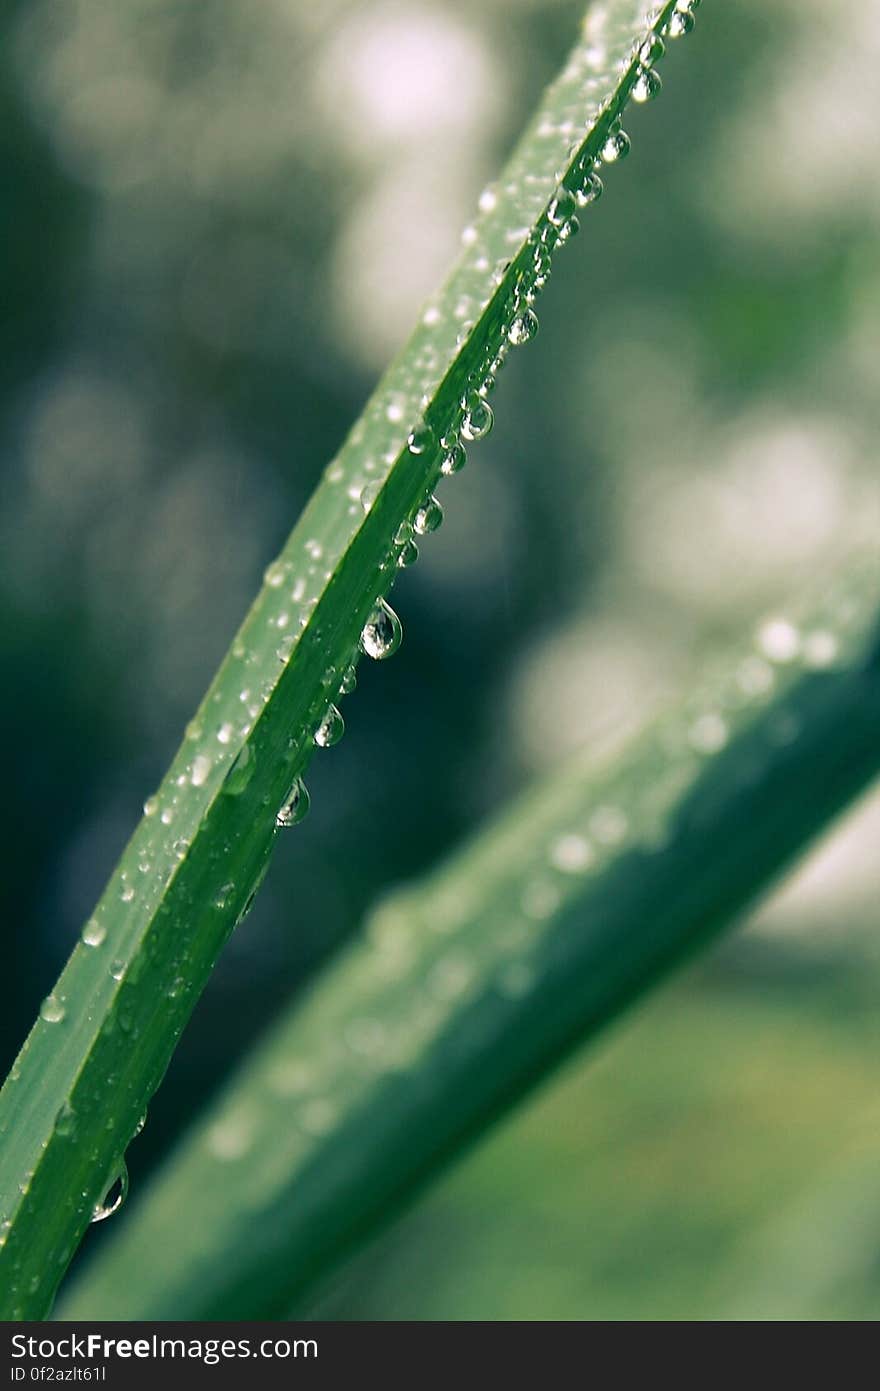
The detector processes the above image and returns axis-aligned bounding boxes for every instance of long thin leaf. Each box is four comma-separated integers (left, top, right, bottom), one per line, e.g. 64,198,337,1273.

0,0,696,1318
60,569,880,1319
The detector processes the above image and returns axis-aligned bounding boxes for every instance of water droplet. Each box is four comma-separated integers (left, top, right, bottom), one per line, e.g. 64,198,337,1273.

277,777,310,828
575,172,603,207
508,309,539,346
667,5,695,38
632,65,661,102
689,712,729,754
360,479,382,512
213,881,236,909
601,129,631,163
277,634,295,662
548,187,576,226
81,919,106,948
550,833,594,873
222,743,255,795
639,33,665,65
120,884,135,903
461,396,494,442
190,754,212,787
440,442,467,476
143,795,159,818
397,540,419,568
340,664,358,695
110,959,125,982
91,1161,129,1224
40,995,65,1024
413,497,443,535
803,630,839,669
758,618,800,663
314,704,344,748
361,598,403,660
217,722,234,745
264,559,288,588
407,423,435,456
305,538,323,561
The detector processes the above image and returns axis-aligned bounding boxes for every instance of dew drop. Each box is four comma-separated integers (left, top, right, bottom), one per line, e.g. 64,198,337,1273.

461,396,494,442
639,32,665,65
40,995,65,1025
632,65,661,102
667,6,695,38
548,187,576,226
91,1161,128,1224
803,630,839,669
120,885,135,903
689,712,729,754
508,309,539,346
264,559,288,588
340,664,358,695
397,540,419,568
143,795,159,818
54,1101,76,1138
407,423,435,456
190,754,212,787
314,703,344,748
277,777,310,829
601,129,631,163
217,722,234,745
360,479,382,512
758,618,801,663
550,833,594,873
361,599,403,661
81,919,106,948
575,172,603,207
222,743,255,795
440,442,467,476
413,497,443,535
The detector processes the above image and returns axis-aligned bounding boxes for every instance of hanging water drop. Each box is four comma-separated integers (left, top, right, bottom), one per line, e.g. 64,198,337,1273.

667,2,696,38
508,309,539,346
91,1160,129,1224
632,65,661,102
440,442,466,476
397,540,419,568
639,32,665,65
601,128,631,163
276,777,310,827
81,919,106,948
314,704,344,748
360,598,403,660
413,497,443,535
460,395,494,442
547,187,576,226
340,664,358,695
575,172,603,207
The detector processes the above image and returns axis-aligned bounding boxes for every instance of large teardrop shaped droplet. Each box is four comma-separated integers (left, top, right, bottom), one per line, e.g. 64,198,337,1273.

91,1159,129,1224
360,598,403,661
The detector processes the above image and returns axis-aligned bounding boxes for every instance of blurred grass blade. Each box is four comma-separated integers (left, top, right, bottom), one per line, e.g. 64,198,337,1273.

60,571,880,1320
0,1,694,1317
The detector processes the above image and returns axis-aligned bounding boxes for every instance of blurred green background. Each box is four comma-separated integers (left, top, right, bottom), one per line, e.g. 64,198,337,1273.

2,0,879,1319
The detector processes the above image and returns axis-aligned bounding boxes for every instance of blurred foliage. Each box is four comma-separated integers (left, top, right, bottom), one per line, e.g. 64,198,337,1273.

2,0,878,1317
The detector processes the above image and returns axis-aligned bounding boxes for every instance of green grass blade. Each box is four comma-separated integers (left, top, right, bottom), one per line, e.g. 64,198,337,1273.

0,0,694,1318
60,570,880,1319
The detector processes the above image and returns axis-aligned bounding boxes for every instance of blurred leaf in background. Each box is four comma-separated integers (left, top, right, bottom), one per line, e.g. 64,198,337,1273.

2,0,879,1318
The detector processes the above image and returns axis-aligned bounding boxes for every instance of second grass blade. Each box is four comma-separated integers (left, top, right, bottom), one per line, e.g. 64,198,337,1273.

61,570,880,1319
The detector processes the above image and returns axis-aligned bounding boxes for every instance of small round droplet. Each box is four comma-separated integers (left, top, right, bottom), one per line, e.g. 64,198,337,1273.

277,777,310,828
440,442,466,476
314,703,344,748
360,479,382,512
547,187,576,226
460,396,494,442
340,664,358,695
91,1161,129,1224
639,33,665,65
601,129,631,163
40,995,65,1024
190,753,212,787
263,559,288,588
407,423,435,456
397,540,419,568
413,497,443,535
632,66,661,102
81,919,106,948
360,599,403,661
217,722,234,745
667,7,695,38
54,1101,77,1138
575,173,603,207
508,309,539,346
143,795,159,818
